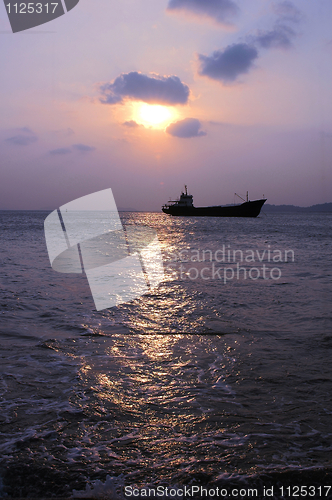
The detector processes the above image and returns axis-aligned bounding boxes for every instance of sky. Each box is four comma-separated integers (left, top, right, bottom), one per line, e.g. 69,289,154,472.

0,0,331,210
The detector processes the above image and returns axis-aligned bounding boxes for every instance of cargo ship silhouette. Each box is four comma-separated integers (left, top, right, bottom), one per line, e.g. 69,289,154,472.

162,186,266,217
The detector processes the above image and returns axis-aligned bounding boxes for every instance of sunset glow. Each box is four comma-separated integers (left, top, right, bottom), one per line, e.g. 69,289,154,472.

135,103,176,128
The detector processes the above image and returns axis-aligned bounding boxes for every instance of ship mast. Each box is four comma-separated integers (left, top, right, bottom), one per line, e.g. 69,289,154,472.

234,192,249,203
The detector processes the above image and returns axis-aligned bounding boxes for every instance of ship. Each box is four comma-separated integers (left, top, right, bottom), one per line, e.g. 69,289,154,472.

162,186,266,217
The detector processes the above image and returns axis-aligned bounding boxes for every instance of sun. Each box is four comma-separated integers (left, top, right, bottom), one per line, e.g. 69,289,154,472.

139,104,171,125
133,103,177,128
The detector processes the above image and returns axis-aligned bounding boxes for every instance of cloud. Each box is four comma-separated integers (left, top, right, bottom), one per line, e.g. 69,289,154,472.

208,120,230,127
53,127,75,137
273,1,302,23
253,24,296,49
166,0,239,24
320,131,332,139
123,120,141,128
198,43,258,83
49,144,95,155
246,1,300,51
72,143,96,153
166,118,206,138
5,128,38,146
18,127,33,134
6,135,37,146
99,72,190,106
49,148,72,155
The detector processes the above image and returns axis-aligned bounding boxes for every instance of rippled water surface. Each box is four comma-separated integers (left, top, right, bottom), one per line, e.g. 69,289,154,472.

0,210,331,498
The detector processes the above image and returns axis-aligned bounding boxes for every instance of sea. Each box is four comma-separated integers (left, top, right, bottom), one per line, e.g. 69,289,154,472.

0,210,332,499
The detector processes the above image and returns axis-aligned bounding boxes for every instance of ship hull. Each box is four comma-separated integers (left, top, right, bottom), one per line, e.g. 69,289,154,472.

162,199,267,217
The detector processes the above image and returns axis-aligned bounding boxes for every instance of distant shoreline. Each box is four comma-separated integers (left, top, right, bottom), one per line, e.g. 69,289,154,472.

263,202,332,213
0,202,332,213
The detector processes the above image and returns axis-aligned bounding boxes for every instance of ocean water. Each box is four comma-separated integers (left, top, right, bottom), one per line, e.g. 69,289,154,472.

0,210,332,499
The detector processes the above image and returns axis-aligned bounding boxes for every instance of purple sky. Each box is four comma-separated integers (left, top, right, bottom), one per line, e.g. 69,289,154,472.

0,0,331,210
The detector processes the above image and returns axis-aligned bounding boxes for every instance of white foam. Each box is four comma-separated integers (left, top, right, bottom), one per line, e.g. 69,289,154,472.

72,474,125,499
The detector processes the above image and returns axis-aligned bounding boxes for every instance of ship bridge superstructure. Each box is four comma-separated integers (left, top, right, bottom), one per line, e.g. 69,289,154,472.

163,185,193,210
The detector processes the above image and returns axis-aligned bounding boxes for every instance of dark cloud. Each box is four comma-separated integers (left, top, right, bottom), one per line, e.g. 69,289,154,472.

49,148,72,155
99,72,190,106
246,1,300,51
166,118,206,138
123,120,140,128
5,128,38,146
72,143,96,153
273,1,302,23
198,43,258,83
167,0,239,24
253,24,296,49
